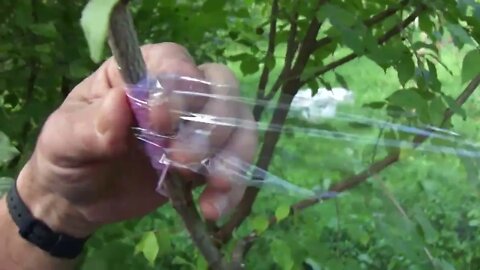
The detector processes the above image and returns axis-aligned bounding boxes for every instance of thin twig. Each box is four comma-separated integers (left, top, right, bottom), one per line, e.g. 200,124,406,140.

253,0,299,120
107,2,227,269
255,0,279,101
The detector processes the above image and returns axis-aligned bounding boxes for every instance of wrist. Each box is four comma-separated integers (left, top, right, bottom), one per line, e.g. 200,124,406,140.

16,162,96,238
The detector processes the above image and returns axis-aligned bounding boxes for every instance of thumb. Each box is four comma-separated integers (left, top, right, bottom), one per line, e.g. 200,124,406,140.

37,87,133,167
94,87,133,157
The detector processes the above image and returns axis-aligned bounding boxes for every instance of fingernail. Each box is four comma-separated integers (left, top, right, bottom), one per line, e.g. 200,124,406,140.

95,97,111,136
148,91,169,106
173,128,211,162
213,195,229,217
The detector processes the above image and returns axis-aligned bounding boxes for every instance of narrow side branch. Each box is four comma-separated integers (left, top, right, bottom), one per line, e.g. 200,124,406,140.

165,174,227,270
253,0,299,120
255,0,279,101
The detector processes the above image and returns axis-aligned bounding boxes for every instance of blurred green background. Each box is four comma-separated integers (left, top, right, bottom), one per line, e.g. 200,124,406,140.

2,0,480,269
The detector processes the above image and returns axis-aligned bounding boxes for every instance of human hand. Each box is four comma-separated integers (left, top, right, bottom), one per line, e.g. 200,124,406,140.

16,43,257,238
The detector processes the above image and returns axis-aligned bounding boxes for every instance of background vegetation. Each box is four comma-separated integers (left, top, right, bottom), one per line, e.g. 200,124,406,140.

2,0,480,269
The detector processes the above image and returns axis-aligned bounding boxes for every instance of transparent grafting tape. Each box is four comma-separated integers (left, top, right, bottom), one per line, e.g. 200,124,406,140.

125,74,333,199
125,73,480,199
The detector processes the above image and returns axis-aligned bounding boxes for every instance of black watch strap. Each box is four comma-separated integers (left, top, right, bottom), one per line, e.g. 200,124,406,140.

6,182,89,259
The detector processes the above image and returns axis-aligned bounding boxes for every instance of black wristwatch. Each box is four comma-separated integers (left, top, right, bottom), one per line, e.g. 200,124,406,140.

6,182,89,259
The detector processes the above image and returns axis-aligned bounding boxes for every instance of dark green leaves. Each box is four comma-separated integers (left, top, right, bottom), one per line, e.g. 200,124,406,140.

230,53,260,75
395,56,415,86
29,22,57,38
387,88,427,111
461,49,480,84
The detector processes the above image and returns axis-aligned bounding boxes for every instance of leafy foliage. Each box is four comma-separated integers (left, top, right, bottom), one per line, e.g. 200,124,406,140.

2,0,480,269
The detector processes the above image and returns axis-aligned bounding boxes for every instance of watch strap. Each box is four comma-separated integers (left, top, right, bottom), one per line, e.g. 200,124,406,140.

6,182,88,259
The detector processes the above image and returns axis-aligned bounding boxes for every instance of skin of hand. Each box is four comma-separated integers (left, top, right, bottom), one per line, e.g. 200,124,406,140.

15,42,258,239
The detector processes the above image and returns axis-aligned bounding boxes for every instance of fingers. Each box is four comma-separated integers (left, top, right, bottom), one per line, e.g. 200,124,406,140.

105,43,210,135
199,107,258,220
169,63,241,164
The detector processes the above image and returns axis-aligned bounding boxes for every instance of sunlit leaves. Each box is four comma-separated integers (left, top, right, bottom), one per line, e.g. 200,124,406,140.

135,231,159,265
270,239,294,270
275,204,291,222
0,132,18,166
387,88,427,111
251,215,269,234
446,23,476,48
80,0,119,63
461,49,480,84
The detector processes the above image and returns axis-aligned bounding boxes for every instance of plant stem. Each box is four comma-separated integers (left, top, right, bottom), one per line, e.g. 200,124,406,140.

107,2,227,269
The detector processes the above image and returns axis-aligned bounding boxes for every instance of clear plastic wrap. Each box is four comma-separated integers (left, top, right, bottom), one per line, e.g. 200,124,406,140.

125,73,480,199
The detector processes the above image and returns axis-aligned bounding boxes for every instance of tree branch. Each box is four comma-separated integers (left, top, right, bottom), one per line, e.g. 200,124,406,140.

255,0,279,101
107,2,227,269
253,0,299,120
219,1,426,246
164,174,227,269
217,0,327,242
231,73,480,265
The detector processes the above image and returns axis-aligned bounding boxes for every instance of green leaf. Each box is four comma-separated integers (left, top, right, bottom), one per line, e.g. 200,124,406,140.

196,253,208,270
0,177,13,196
240,54,260,75
428,96,447,126
461,49,480,84
413,207,439,244
275,204,291,222
80,0,119,63
29,22,57,38
446,23,475,47
265,54,276,70
396,56,415,86
363,101,386,109
172,256,194,267
0,131,19,166
251,215,269,234
136,231,159,265
318,4,356,28
387,89,427,111
270,239,294,270
418,14,434,33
